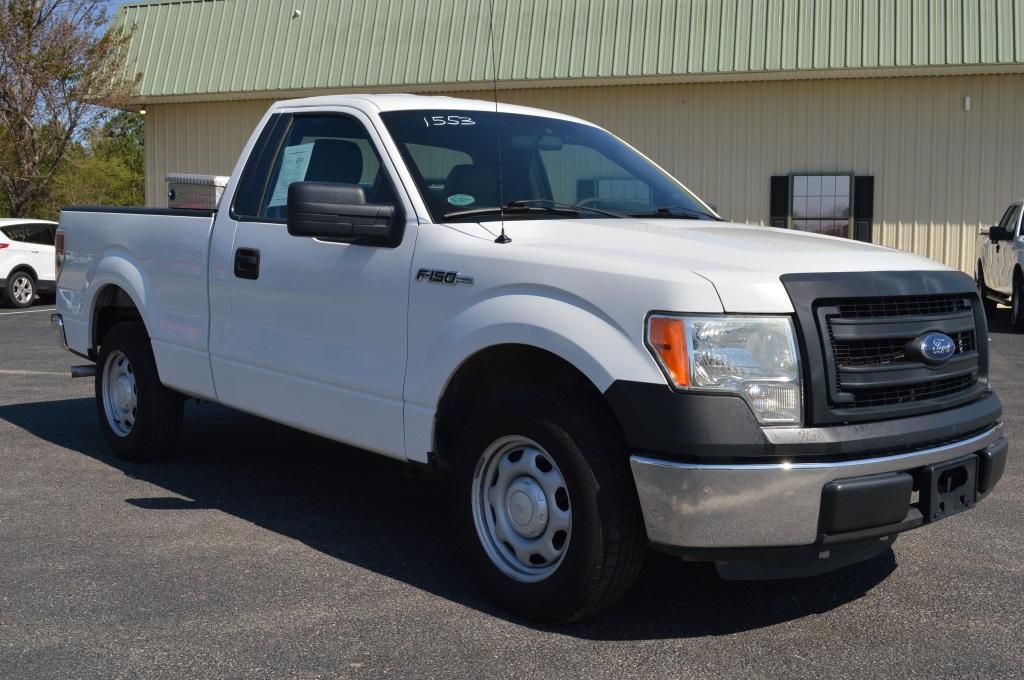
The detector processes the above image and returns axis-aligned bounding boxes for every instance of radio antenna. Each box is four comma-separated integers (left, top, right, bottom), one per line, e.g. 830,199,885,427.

488,0,510,244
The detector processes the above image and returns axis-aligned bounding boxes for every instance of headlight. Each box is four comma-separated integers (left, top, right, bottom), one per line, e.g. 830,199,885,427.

646,315,803,425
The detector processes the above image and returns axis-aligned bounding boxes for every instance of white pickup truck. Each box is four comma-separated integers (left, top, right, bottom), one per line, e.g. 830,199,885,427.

976,200,1024,328
54,94,1007,622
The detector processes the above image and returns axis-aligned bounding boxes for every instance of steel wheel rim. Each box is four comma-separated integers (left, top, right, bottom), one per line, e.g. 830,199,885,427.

102,350,137,437
11,275,32,304
471,436,572,583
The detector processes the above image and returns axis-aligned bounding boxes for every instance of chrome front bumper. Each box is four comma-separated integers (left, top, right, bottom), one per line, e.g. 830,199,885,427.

630,425,1005,549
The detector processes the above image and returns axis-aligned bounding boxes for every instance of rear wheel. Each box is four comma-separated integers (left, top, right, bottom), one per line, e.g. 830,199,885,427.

453,387,645,622
5,270,35,308
95,322,184,461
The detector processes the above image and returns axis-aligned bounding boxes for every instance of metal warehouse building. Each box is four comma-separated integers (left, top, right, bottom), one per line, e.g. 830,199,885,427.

119,0,1024,271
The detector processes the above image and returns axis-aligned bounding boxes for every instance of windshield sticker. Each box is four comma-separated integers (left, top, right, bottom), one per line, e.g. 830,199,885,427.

447,193,475,206
423,115,476,127
266,142,314,207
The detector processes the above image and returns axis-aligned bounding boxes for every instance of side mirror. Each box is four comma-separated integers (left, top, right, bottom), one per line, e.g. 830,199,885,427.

287,181,398,244
989,225,1013,242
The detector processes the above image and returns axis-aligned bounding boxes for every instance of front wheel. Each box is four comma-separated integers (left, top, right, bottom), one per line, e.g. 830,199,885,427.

1012,275,1024,331
976,262,998,316
453,387,645,622
95,322,184,461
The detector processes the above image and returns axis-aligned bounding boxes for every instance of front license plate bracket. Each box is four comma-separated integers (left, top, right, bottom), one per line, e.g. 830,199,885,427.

920,455,978,522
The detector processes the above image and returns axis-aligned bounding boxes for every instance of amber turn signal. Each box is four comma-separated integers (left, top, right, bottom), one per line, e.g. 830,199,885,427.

647,316,689,387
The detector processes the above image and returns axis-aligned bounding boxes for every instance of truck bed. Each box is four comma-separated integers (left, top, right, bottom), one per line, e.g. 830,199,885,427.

57,206,218,400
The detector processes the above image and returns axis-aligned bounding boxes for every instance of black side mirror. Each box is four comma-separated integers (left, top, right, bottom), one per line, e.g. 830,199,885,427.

989,225,1013,242
287,181,399,245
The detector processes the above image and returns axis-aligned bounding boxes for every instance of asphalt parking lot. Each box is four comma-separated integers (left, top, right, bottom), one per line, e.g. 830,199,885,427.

1,303,1022,679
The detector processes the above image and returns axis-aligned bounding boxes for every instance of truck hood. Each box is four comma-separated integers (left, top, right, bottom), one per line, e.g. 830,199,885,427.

477,219,950,313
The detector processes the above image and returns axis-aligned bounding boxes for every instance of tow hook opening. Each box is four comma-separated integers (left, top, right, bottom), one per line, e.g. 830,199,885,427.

937,466,968,495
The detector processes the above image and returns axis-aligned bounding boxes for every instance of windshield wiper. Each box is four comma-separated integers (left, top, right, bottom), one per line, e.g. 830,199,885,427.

506,199,626,219
628,206,720,220
442,204,580,220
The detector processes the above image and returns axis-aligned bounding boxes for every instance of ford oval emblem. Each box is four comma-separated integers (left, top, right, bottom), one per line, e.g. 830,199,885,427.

919,332,956,364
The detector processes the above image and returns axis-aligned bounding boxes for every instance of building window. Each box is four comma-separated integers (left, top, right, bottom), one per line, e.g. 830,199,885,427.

770,174,874,242
790,174,852,237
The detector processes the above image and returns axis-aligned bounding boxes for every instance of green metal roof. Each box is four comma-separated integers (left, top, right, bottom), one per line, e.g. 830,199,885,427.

121,0,1024,101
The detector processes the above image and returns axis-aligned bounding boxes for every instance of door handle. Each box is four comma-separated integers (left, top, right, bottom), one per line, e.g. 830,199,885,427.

234,248,260,280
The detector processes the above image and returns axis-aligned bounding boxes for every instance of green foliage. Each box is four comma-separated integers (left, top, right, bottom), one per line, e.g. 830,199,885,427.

38,112,145,220
0,0,138,217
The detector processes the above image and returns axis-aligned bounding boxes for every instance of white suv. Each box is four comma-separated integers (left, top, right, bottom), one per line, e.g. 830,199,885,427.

0,218,58,308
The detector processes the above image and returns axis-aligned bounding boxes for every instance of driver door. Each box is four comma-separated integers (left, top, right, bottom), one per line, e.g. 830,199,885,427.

209,110,417,459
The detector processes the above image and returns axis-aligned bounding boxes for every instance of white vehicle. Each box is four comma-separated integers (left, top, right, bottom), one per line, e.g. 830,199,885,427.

0,218,58,308
53,95,1008,622
976,200,1024,327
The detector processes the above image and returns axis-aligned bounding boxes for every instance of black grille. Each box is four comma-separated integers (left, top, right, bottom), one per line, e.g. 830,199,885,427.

831,330,976,368
833,294,969,319
818,294,982,415
852,374,977,408
781,272,989,426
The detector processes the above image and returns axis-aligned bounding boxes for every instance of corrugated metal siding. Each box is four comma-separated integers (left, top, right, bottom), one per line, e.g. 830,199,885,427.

143,73,1024,272
122,0,1024,100
143,99,270,204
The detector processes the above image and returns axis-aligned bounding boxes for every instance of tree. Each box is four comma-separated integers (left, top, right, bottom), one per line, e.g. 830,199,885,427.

0,0,137,217
47,111,143,216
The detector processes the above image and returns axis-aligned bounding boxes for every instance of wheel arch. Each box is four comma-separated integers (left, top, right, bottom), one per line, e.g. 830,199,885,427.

403,291,666,466
6,263,39,283
430,343,627,474
7,262,37,278
84,250,157,353
90,283,146,351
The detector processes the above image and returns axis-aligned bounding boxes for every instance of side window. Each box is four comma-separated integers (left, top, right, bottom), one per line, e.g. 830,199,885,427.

232,113,288,219
23,223,55,246
997,206,1015,231
259,115,390,221
1011,205,1024,236
1,225,25,242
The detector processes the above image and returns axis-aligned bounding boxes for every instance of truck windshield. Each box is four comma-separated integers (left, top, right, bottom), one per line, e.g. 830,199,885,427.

380,110,717,224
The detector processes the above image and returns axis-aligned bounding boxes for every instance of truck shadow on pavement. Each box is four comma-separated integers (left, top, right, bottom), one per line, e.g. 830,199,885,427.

0,396,895,639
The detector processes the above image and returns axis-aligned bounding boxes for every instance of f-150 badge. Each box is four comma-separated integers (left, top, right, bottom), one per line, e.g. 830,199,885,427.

416,268,474,285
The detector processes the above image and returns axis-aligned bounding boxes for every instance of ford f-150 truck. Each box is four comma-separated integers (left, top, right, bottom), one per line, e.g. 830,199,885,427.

53,94,1008,622
976,200,1024,328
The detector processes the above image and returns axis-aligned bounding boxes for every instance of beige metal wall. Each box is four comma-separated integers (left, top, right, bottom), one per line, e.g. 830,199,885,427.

145,73,1024,271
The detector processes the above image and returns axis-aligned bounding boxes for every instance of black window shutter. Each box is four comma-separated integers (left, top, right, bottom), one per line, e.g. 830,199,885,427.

770,176,789,228
853,176,874,242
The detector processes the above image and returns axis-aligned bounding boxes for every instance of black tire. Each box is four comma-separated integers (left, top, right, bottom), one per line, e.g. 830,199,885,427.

975,263,998,316
95,322,183,461
5,269,35,309
452,386,645,623
1012,274,1024,331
